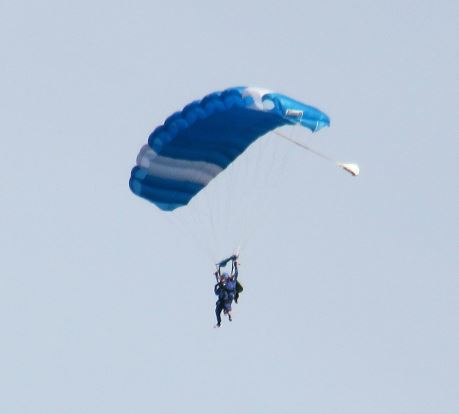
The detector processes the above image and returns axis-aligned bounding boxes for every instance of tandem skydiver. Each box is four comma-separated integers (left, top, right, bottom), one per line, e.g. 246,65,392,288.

213,255,243,328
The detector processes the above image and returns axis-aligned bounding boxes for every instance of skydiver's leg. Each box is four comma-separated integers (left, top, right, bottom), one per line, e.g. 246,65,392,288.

224,301,232,321
215,301,223,327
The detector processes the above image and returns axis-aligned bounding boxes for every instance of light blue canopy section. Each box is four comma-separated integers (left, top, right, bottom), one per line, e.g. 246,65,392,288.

129,86,330,211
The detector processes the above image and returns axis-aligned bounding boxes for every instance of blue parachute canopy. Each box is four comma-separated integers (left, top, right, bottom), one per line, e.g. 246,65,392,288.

129,86,330,211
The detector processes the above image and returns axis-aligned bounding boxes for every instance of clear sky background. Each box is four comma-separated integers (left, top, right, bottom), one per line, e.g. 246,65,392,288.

1,1,458,413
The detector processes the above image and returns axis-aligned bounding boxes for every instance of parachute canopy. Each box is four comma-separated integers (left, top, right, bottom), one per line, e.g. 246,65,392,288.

129,86,330,211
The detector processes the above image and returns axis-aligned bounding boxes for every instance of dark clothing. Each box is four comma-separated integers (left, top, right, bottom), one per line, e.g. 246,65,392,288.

214,283,228,302
215,301,224,325
224,265,238,308
214,282,228,325
235,280,243,303
225,266,238,292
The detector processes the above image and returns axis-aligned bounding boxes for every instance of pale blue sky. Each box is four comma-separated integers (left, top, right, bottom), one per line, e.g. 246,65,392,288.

1,1,458,413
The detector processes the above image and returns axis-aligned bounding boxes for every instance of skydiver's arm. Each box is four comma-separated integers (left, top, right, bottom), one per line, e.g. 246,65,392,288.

217,254,237,268
214,264,222,281
232,260,238,279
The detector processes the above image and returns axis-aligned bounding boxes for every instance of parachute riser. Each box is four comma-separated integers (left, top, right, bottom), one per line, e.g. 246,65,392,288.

273,130,359,177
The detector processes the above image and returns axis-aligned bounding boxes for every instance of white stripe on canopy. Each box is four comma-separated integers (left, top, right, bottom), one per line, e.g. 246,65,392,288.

136,145,223,185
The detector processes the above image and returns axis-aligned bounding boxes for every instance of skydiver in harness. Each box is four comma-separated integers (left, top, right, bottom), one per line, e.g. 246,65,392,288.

213,255,243,328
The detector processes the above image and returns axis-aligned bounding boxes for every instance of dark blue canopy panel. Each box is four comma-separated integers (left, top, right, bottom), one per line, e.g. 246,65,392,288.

129,86,330,211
